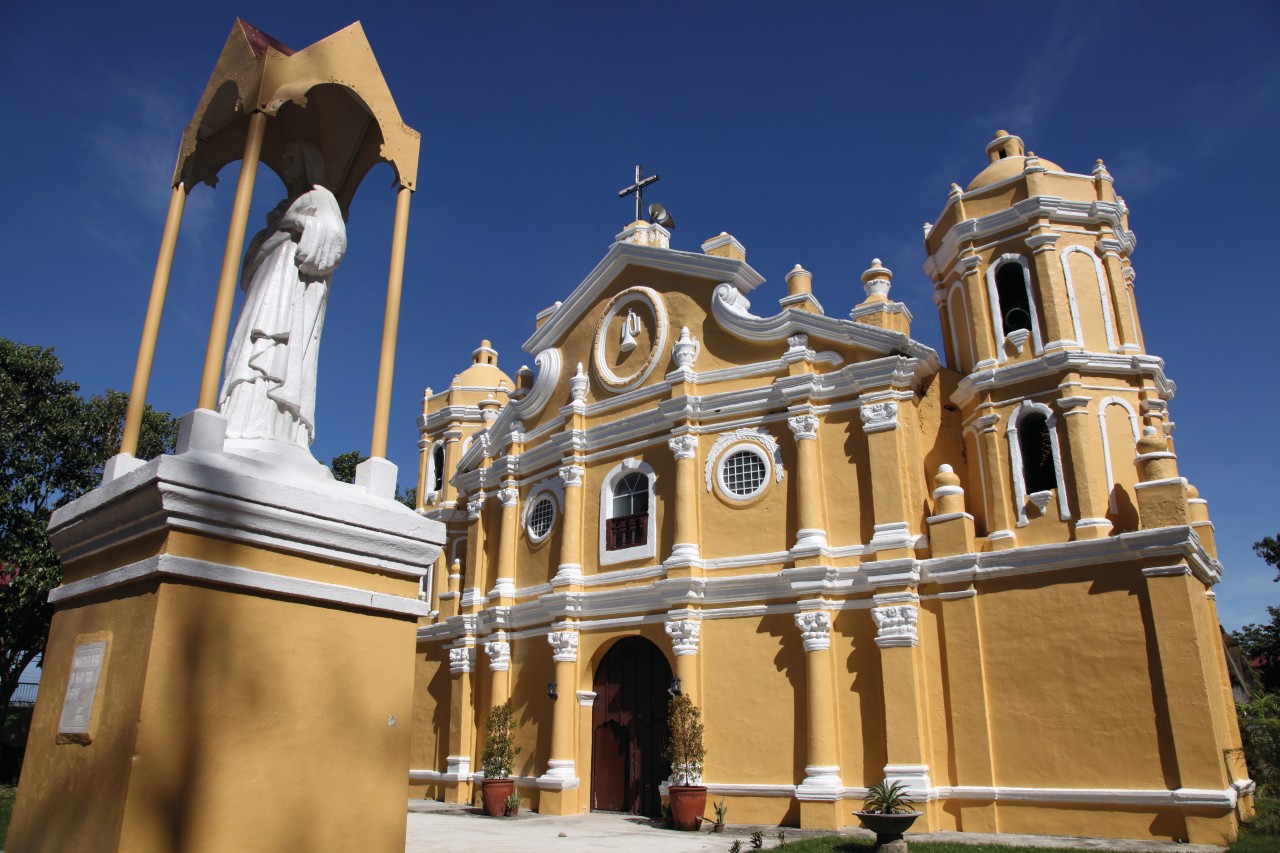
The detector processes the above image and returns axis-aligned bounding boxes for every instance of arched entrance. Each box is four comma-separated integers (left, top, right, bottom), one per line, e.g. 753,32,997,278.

591,636,671,816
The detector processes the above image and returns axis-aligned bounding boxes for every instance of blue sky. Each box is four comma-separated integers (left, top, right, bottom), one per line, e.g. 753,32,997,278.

2,1,1277,630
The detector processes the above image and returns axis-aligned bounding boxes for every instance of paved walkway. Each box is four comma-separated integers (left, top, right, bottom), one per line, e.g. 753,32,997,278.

404,801,1226,853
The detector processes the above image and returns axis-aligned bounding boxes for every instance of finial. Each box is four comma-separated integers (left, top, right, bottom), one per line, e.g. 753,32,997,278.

994,129,1009,139
569,362,589,403
922,222,933,238
861,258,893,300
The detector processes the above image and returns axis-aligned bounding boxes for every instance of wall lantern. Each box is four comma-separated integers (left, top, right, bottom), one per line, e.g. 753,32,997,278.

668,677,682,696
547,681,558,701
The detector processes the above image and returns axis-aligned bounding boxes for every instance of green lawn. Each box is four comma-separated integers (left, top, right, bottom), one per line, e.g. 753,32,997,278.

1,784,15,848
720,799,1280,852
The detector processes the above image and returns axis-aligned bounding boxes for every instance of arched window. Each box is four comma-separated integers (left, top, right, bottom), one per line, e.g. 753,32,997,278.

607,472,649,551
432,443,445,492
1017,413,1056,494
599,460,656,566
1006,400,1071,527
996,262,1032,334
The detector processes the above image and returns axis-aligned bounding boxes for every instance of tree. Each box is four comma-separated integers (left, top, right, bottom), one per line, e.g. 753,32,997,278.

1258,534,1280,578
327,450,418,509
0,339,176,715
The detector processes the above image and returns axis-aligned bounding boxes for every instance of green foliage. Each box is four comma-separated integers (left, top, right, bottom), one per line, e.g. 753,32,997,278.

1,784,15,846
0,340,175,715
749,829,765,849
328,450,366,484
1233,608,1280,694
503,789,520,812
860,779,917,815
664,694,706,786
728,841,743,853
711,798,728,826
776,830,787,846
1238,692,1280,797
480,702,520,779
327,450,418,509
1256,535,1280,573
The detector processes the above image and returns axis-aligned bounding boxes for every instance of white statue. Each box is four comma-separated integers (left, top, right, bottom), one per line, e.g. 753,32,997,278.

219,140,346,448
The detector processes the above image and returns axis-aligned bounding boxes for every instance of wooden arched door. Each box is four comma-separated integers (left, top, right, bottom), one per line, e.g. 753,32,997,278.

590,636,671,816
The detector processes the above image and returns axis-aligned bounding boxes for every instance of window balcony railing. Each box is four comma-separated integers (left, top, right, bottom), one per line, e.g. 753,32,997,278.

606,513,647,551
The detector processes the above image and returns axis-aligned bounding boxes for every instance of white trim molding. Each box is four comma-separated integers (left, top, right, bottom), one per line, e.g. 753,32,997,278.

48,554,429,618
591,286,670,394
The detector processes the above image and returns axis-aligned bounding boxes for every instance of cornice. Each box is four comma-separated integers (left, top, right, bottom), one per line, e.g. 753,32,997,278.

924,195,1136,282
418,525,1217,642
952,351,1175,409
711,284,940,379
524,242,766,353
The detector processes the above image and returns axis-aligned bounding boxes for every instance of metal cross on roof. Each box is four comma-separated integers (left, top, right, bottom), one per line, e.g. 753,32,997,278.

618,165,659,222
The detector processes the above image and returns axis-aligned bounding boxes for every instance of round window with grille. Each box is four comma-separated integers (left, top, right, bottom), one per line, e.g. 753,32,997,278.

526,496,556,543
718,447,769,500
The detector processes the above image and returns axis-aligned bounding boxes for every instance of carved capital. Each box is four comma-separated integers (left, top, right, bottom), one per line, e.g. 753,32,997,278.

466,494,485,521
860,401,899,433
794,611,832,652
558,464,584,488
498,487,519,507
787,414,819,441
448,645,476,674
665,619,702,656
548,630,579,662
872,605,919,648
484,640,510,671
668,434,698,460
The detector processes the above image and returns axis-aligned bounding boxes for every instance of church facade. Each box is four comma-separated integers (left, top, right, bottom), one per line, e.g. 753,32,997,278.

405,132,1251,843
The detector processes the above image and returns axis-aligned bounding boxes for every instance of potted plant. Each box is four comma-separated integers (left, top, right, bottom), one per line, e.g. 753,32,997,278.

708,798,728,832
664,694,707,831
503,789,521,817
854,779,922,847
480,702,520,817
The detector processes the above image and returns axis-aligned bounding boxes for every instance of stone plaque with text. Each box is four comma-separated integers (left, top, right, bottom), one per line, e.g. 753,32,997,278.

58,640,106,738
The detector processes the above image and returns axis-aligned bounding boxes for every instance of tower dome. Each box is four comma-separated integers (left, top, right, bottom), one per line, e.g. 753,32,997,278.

966,130,1062,190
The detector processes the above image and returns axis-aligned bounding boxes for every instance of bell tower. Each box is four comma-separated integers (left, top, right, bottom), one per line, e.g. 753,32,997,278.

923,131,1168,548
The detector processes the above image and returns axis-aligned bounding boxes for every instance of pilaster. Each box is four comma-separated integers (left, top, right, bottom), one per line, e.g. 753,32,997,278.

872,594,933,832
860,398,913,560
794,606,843,829
491,484,519,601
787,412,829,562
1055,391,1112,539
664,433,702,574
555,464,585,587
539,626,581,814
446,641,477,804
972,413,1016,549
1141,565,1233,843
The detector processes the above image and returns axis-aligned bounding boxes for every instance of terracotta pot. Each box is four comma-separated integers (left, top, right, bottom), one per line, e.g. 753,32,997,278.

855,810,922,841
668,785,707,831
481,778,515,817
712,823,725,833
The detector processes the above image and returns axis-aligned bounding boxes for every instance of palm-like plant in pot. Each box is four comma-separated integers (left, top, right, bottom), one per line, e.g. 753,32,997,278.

480,702,521,817
664,694,707,831
855,779,922,845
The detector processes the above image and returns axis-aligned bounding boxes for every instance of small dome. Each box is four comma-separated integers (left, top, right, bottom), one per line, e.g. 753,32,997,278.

966,131,1062,190
966,153,1064,191
452,339,514,389
454,361,513,389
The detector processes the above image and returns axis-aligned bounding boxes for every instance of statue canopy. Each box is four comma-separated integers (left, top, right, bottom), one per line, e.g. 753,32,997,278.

174,19,420,214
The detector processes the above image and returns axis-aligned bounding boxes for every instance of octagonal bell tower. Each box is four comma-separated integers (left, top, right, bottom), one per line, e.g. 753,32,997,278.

923,131,1171,548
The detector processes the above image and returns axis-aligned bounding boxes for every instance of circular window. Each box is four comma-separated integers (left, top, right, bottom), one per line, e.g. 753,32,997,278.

526,496,556,543
718,447,769,500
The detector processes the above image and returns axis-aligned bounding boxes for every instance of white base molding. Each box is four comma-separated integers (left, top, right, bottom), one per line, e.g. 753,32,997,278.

795,765,843,801
537,760,579,790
